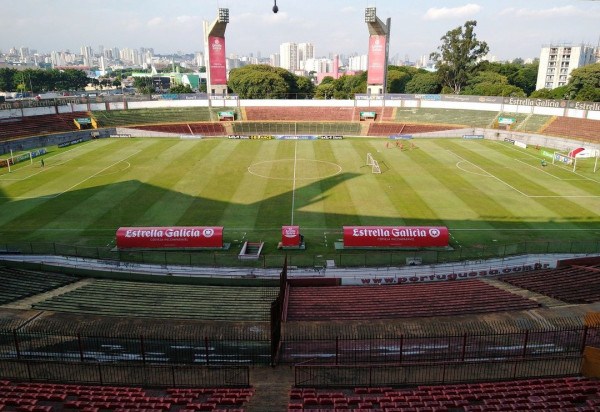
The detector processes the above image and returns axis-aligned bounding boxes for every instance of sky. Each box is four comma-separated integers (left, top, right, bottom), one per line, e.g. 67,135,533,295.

1,0,599,62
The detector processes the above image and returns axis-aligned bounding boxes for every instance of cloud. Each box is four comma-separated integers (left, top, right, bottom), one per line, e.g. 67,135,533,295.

499,6,594,18
423,4,482,20
341,7,356,14
147,17,164,27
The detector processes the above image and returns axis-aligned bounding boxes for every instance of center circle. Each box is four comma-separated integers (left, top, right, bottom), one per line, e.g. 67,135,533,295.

248,159,342,180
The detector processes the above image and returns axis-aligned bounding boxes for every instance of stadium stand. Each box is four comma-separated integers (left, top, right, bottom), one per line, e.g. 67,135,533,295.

91,107,217,128
244,106,394,122
289,377,600,411
367,122,463,136
0,112,89,141
395,108,499,127
286,280,540,321
31,278,278,321
129,122,226,136
542,116,600,143
230,121,362,136
497,264,600,304
0,267,78,305
0,380,254,411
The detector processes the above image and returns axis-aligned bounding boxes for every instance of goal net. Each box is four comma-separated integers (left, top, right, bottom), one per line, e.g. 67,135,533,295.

366,152,381,174
552,152,577,172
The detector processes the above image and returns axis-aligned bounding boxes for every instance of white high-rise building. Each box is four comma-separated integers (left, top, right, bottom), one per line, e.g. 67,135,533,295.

348,55,368,71
279,42,298,72
297,42,315,71
270,53,280,67
536,43,597,90
304,58,330,74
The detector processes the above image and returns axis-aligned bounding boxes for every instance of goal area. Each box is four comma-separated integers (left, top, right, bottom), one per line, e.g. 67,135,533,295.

552,150,599,173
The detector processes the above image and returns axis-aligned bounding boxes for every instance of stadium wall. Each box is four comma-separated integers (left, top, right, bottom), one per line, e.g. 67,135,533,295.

0,129,113,155
2,96,599,120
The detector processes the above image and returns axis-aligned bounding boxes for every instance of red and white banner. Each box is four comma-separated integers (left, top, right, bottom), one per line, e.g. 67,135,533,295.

116,226,223,249
281,225,300,247
208,36,227,85
367,35,387,85
343,226,449,248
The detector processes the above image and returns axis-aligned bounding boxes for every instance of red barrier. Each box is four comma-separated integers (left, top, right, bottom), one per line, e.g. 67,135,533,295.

343,226,449,248
116,226,223,249
281,225,300,247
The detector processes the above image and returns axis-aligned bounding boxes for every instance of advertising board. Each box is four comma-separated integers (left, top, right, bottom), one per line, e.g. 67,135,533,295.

116,226,223,249
343,226,449,248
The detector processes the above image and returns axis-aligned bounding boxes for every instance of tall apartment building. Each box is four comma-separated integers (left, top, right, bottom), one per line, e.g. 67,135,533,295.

297,42,315,70
535,43,597,90
279,42,298,72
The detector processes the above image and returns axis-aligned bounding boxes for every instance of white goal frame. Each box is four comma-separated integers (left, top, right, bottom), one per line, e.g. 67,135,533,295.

552,152,577,172
366,152,381,174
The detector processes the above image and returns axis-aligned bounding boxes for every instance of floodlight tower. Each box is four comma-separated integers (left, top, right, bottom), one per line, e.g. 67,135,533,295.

364,7,391,96
203,8,229,96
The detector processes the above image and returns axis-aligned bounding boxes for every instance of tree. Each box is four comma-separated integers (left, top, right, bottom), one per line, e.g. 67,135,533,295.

405,72,442,94
228,65,313,99
568,63,600,101
385,66,421,93
430,20,489,94
169,84,193,94
462,71,525,97
530,85,571,100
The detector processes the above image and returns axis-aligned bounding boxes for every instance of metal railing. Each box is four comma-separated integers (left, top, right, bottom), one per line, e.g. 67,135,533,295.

2,239,600,269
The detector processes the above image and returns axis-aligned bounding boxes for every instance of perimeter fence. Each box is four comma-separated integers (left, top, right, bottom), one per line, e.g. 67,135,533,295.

2,239,600,269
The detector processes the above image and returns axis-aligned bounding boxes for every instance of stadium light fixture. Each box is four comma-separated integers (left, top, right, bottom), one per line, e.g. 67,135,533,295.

365,7,377,23
218,8,229,23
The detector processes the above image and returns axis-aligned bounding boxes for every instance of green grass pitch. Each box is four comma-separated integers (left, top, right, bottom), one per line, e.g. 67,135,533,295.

1,137,599,258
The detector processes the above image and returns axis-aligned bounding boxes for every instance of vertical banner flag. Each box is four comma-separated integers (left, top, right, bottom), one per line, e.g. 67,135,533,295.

367,35,386,85
208,36,227,85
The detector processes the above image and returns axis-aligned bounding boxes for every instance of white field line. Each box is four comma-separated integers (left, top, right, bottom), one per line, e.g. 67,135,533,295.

513,158,581,181
0,143,105,182
0,141,99,181
500,141,600,184
2,150,142,200
450,150,600,199
291,141,298,225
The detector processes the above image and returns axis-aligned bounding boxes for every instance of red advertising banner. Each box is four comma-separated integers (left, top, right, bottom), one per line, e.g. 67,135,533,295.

343,226,449,248
367,35,386,85
208,36,227,85
116,227,223,249
281,225,300,247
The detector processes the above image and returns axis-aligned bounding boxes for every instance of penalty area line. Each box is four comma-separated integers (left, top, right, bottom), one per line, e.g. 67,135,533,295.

1,150,141,200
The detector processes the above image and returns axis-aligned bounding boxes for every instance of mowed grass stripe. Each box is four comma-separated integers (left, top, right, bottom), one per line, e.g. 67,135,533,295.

26,140,164,242
492,142,600,197
327,140,373,225
176,139,260,226
133,140,227,225
379,141,478,225
293,141,331,230
0,140,154,238
222,141,284,230
410,141,521,230
0,139,135,199
445,140,599,225
71,139,206,237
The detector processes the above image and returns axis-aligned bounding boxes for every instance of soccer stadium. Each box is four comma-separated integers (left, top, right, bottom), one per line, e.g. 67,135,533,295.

1,7,600,412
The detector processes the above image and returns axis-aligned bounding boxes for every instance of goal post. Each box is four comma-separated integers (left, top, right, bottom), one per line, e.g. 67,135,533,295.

366,152,381,174
552,151,577,172
366,152,375,166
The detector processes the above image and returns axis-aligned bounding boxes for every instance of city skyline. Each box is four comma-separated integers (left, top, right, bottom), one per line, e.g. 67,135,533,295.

1,1,599,63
